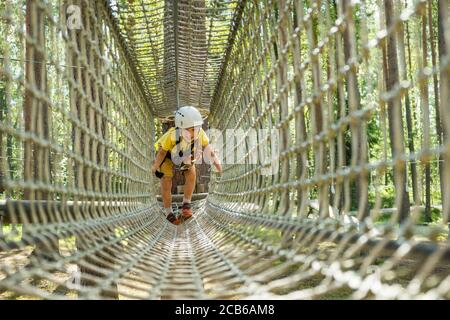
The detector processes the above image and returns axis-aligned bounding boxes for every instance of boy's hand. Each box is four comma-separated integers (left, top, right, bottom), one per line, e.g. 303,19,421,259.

152,148,167,175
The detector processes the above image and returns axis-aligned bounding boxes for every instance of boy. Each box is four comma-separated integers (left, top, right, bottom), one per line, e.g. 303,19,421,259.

151,106,222,225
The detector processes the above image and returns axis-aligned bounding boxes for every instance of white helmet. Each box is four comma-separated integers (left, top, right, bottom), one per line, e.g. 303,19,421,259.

174,106,204,128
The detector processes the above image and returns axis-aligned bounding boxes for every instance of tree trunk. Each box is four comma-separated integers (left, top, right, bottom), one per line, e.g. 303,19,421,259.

381,39,389,187
0,86,5,194
420,9,432,222
333,0,348,212
275,0,290,215
429,0,444,211
438,0,450,222
342,0,369,218
383,0,410,222
292,1,309,216
24,0,58,260
304,1,328,217
397,3,419,205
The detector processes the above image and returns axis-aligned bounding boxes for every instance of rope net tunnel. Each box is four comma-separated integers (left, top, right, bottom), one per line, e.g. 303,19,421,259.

0,0,450,300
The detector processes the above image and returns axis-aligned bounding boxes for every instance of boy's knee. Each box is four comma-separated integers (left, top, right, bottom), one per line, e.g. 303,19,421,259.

161,176,172,186
184,166,196,179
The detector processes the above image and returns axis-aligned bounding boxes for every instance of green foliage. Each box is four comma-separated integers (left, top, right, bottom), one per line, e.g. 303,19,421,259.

368,185,396,210
1,224,22,242
417,207,442,225
367,116,382,160
373,211,392,225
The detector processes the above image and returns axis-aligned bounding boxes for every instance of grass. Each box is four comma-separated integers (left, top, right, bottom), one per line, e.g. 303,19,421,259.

371,208,449,242
1,224,22,241
1,224,80,254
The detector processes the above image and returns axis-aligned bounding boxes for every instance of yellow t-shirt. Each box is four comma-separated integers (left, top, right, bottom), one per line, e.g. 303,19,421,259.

155,127,209,155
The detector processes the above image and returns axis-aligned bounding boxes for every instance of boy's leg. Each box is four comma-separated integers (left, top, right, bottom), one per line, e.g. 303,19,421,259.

159,159,179,225
181,165,196,218
183,165,196,202
160,176,173,209
161,176,179,225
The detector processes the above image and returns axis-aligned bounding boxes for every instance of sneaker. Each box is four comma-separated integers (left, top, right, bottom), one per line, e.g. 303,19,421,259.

166,212,180,225
181,202,193,219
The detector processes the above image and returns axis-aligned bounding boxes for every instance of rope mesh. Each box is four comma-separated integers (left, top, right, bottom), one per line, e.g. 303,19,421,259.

111,0,238,116
0,0,450,299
